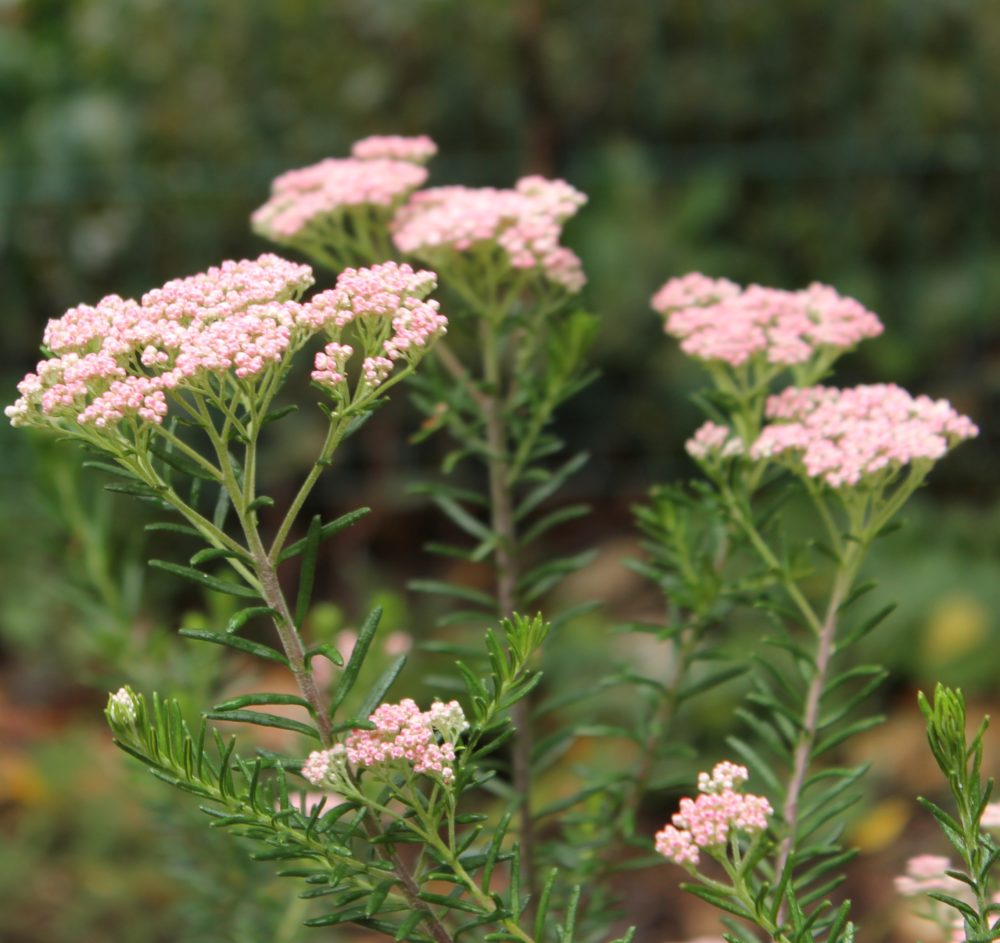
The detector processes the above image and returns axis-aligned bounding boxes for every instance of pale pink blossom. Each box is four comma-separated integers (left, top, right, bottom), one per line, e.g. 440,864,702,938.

305,262,446,390
981,802,1000,830
311,342,353,388
351,134,437,164
894,854,961,897
301,744,351,792
345,698,468,783
391,176,587,292
252,156,427,241
750,384,978,487
652,276,883,368
686,421,745,462
8,255,314,429
382,630,413,657
655,761,772,868
8,256,445,429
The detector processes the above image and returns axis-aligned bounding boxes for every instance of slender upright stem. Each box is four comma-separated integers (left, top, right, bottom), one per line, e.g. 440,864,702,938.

479,317,536,906
773,549,863,884
247,533,334,745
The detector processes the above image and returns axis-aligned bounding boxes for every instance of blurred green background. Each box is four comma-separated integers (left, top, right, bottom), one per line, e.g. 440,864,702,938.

2,2,999,941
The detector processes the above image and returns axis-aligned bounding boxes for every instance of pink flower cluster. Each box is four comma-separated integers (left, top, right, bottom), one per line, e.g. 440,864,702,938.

750,384,979,487
304,262,446,390
686,421,745,462
391,176,587,291
351,134,437,164
651,274,883,367
7,257,447,430
894,855,960,898
251,135,432,241
343,698,468,783
655,761,772,867
7,255,314,429
301,744,351,792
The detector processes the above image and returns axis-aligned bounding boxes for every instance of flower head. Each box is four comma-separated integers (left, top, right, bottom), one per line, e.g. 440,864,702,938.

304,261,447,391
391,176,587,292
252,154,428,243
301,744,351,792
686,421,745,463
344,698,467,783
894,854,962,897
750,384,978,488
7,255,315,430
655,761,772,868
652,275,883,369
351,134,437,164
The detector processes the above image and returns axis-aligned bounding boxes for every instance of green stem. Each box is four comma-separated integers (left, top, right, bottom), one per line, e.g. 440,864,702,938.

772,544,864,888
479,316,536,908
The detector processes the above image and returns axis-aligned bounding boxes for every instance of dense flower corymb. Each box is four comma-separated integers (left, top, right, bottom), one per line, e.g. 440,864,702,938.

894,854,960,898
391,176,587,292
343,698,469,783
7,256,446,430
655,761,772,868
251,137,432,242
7,255,314,429
652,274,883,368
304,262,447,391
351,134,437,164
750,384,979,487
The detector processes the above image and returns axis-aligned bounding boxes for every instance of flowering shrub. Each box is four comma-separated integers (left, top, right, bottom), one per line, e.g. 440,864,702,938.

9,133,987,943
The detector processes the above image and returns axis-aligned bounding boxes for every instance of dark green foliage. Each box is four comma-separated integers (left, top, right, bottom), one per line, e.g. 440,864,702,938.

918,686,1000,942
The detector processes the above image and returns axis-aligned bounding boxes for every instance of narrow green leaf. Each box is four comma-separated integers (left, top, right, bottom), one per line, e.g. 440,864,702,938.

837,604,897,651
416,891,483,915
227,606,279,634
178,628,288,665
204,709,319,740
305,642,345,668
433,495,495,542
149,559,260,598
814,715,885,757
726,735,782,792
147,441,218,481
534,868,559,942
190,546,253,567
329,607,382,715
278,508,371,563
295,515,322,628
356,655,407,721
482,812,512,892
212,485,230,530
395,910,425,941
681,883,752,919
213,693,314,713
518,504,590,547
514,451,588,520
559,885,581,943
145,521,201,538
408,579,496,608
83,460,141,481
261,403,298,426
677,665,746,704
